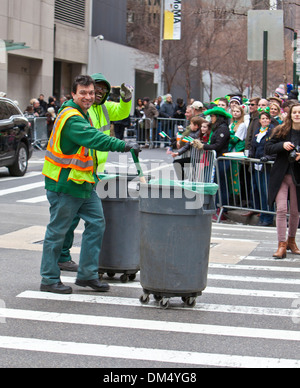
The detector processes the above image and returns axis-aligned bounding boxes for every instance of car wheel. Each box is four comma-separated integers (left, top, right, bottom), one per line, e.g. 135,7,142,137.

8,143,28,176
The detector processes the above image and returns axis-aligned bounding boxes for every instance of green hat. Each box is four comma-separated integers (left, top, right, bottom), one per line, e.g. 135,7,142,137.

203,107,232,119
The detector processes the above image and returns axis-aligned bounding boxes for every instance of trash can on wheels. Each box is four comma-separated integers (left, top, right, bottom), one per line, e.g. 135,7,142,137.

96,174,141,283
139,180,218,309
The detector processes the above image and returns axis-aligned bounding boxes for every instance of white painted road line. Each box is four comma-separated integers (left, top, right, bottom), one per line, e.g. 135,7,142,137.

0,181,44,196
0,171,41,182
60,276,300,300
208,274,300,285
17,195,47,203
0,335,299,368
1,307,300,342
17,291,298,318
209,263,300,273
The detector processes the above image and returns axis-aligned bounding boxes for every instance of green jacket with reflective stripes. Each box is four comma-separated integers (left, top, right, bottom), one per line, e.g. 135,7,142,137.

89,72,132,172
89,100,131,172
44,99,126,199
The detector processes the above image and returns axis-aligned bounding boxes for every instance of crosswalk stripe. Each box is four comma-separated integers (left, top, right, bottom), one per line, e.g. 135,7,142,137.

0,171,41,182
212,225,277,234
243,256,300,263
63,271,300,286
1,307,300,341
0,181,44,196
209,263,300,273
208,273,300,285
60,276,300,300
17,195,47,204
17,291,298,318
0,335,298,368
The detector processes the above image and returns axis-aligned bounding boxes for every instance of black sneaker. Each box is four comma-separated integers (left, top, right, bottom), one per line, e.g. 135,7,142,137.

75,278,110,292
40,282,73,294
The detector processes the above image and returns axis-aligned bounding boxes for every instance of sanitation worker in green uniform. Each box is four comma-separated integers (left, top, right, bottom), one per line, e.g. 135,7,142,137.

58,73,133,273
40,75,139,294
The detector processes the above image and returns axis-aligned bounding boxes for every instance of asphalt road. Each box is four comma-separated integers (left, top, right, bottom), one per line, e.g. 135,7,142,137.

0,148,300,369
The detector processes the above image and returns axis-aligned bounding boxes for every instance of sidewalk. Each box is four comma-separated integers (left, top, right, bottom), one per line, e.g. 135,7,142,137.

218,209,275,227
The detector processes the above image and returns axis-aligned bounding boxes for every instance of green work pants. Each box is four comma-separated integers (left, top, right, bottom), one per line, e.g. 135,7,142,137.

40,190,105,285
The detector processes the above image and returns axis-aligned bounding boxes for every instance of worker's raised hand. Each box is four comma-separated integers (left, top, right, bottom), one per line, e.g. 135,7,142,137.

124,141,141,157
120,83,134,102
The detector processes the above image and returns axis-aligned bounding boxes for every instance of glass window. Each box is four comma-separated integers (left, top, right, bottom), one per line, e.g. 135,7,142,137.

6,102,20,118
0,101,10,120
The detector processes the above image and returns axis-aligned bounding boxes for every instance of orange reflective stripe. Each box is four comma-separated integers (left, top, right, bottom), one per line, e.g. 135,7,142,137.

49,108,82,150
46,108,94,172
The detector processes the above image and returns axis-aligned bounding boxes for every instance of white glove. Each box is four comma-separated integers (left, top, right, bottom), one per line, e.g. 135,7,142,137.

120,83,133,102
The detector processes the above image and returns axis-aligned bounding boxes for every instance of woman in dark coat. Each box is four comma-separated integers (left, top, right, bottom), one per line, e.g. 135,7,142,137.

192,107,231,220
265,103,300,259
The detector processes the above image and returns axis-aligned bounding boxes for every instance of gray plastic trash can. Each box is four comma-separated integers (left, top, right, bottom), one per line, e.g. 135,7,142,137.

139,180,218,308
96,174,141,283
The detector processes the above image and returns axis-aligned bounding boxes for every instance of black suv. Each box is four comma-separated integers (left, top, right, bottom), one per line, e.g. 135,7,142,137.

0,97,33,176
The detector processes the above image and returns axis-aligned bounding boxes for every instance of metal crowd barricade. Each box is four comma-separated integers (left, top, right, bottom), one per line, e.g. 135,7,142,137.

215,155,275,223
28,117,48,150
156,117,187,147
186,148,217,183
133,117,187,148
135,118,153,146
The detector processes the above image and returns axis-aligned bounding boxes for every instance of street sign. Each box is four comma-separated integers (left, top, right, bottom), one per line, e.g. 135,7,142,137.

248,10,284,61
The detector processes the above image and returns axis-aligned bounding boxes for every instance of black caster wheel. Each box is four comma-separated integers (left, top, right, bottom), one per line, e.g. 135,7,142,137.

185,297,197,308
120,274,129,283
107,272,115,279
128,274,136,281
139,294,150,305
159,297,170,309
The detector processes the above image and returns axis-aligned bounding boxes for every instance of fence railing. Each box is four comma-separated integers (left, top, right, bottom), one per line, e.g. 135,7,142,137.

127,117,187,147
28,115,276,223
174,148,276,223
214,155,275,222
28,117,48,150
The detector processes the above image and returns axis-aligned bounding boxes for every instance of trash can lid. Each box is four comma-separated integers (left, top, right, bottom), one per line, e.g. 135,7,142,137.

148,179,219,195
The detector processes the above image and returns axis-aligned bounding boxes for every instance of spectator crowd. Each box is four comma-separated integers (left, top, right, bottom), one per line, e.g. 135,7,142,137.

23,84,300,226
134,85,300,225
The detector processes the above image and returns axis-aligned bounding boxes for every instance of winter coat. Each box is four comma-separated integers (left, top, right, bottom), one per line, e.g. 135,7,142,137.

159,101,176,118
265,130,300,210
178,129,201,156
203,122,230,157
249,125,273,159
143,102,159,129
245,114,279,152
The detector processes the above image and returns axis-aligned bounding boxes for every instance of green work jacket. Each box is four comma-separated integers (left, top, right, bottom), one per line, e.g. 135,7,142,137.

44,100,126,199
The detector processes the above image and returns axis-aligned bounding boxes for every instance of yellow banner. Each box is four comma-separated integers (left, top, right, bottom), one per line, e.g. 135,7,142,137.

164,0,182,41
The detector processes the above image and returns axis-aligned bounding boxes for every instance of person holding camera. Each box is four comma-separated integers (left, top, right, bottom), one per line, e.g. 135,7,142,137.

265,103,300,259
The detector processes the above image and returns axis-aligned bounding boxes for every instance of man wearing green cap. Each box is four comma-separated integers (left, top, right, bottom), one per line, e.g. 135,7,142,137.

58,73,133,273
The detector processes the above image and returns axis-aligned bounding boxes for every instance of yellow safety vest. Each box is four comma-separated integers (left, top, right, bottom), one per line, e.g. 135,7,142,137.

89,104,110,172
42,107,96,184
